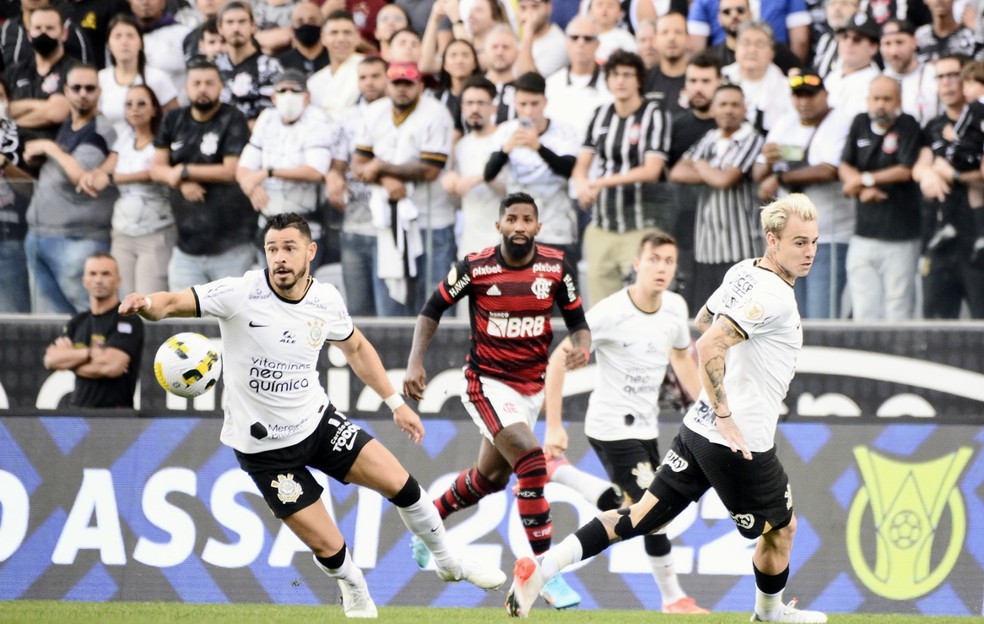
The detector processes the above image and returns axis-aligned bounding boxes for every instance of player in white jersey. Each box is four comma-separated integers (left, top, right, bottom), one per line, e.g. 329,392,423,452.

542,229,707,614
119,213,505,619
506,194,828,624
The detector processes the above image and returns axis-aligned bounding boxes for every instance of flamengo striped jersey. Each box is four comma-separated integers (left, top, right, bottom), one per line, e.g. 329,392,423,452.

435,244,585,395
582,97,671,233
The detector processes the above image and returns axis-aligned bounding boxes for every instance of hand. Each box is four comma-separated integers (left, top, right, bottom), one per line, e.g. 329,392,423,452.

919,171,951,202
714,414,751,460
355,158,382,183
240,168,268,195
574,177,597,209
380,175,407,200
931,157,956,180
543,425,568,458
443,0,461,22
440,171,459,195
392,404,425,444
403,360,428,401
248,185,270,211
841,172,862,197
563,344,589,370
166,164,184,188
24,139,54,163
53,336,74,348
760,142,781,166
758,174,779,201
859,186,888,203
118,292,151,316
179,181,206,202
76,171,108,198
326,170,349,207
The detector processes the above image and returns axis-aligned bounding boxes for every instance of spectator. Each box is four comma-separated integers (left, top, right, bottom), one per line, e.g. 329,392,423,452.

433,39,483,134
252,0,295,56
635,18,659,69
574,50,671,305
710,0,802,74
839,75,922,320
0,0,94,71
151,56,254,291
373,3,410,58
130,0,192,105
98,14,179,139
484,24,520,122
443,76,507,257
667,51,722,311
419,0,458,74
811,0,859,78
327,55,390,317
388,27,423,63
237,68,333,265
79,85,175,295
338,0,388,51
515,0,569,78
459,0,513,71
353,61,456,315
824,12,882,118
396,0,437,37
54,0,133,70
196,17,225,61
42,253,143,408
24,64,118,314
688,0,811,62
722,20,793,133
753,72,855,318
882,18,940,126
308,11,365,120
277,2,329,77
180,0,223,60
912,54,984,318
669,83,765,307
7,5,75,141
642,11,689,115
915,0,976,61
0,77,34,313
589,0,637,62
214,1,284,126
485,72,580,259
545,16,612,147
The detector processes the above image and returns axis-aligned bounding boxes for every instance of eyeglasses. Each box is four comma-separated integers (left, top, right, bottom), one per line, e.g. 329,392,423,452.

567,34,597,42
125,99,149,108
275,86,306,94
935,71,961,81
719,6,748,15
789,74,822,88
68,84,98,93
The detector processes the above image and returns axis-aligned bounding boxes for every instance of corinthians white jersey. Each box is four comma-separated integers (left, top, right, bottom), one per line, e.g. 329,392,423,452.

194,270,354,454
584,289,691,442
683,259,802,453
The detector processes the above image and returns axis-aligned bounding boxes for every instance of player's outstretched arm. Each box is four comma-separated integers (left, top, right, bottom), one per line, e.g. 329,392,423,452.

403,315,439,401
695,315,751,460
669,346,701,403
119,289,198,321
543,337,573,458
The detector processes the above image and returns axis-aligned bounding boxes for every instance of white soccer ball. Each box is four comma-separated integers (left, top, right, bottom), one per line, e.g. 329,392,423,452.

153,332,222,398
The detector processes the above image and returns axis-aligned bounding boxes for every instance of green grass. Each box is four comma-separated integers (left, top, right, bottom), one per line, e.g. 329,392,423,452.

0,602,973,624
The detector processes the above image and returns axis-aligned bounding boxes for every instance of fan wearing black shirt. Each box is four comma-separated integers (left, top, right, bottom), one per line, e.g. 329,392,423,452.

276,2,329,77
43,253,143,408
214,1,284,125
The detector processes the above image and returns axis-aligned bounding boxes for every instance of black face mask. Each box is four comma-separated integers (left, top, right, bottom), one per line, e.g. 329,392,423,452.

31,33,60,58
294,23,321,47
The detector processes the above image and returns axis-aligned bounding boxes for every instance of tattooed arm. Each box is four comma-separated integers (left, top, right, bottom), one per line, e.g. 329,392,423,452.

695,315,752,459
694,305,714,335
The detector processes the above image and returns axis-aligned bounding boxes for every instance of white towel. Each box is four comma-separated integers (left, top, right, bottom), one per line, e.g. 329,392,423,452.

369,186,423,304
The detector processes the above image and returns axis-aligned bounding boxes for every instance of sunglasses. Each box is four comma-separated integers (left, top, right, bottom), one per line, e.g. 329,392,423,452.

275,86,306,94
788,74,822,88
68,84,98,93
125,99,150,108
568,34,597,42
720,6,748,15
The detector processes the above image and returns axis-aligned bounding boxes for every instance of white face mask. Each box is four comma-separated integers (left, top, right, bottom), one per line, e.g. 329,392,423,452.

275,92,306,123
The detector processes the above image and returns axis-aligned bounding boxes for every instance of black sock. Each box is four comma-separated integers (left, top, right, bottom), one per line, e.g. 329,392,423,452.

596,487,621,511
573,518,610,560
316,545,347,570
753,563,789,595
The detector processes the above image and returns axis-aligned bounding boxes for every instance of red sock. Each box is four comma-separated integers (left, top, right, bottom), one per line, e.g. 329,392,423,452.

514,448,552,555
433,467,500,519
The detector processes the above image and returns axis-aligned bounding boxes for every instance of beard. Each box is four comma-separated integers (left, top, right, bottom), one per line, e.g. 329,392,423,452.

465,117,486,131
503,235,534,258
191,98,218,112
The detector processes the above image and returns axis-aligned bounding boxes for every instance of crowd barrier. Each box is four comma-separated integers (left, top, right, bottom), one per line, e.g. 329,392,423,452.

1,317,982,615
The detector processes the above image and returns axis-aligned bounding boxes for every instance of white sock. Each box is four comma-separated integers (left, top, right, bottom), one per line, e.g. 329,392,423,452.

313,549,364,585
539,534,582,579
396,486,455,569
650,553,686,604
755,588,784,617
551,464,613,508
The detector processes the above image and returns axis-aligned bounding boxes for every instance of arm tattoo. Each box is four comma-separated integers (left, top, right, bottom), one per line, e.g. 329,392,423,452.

695,308,713,334
703,353,727,405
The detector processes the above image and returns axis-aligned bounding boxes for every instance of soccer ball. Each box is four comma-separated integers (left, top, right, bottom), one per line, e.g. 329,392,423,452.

887,510,923,550
154,332,222,398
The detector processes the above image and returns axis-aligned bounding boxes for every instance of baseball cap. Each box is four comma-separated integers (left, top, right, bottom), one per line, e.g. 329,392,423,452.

274,68,308,87
387,61,422,82
880,18,916,37
836,12,880,42
789,72,825,95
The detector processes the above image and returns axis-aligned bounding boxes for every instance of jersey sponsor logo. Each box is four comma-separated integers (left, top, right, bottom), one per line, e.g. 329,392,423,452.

531,277,551,300
532,262,561,274
486,313,546,338
170,140,184,151
248,357,313,393
486,284,502,296
202,284,233,299
117,322,133,334
447,273,471,298
627,122,641,145
471,264,502,277
280,330,296,344
271,473,303,504
857,138,872,148
662,448,688,472
249,287,270,300
730,511,754,530
745,302,765,321
200,132,219,156
562,273,577,302
328,416,361,452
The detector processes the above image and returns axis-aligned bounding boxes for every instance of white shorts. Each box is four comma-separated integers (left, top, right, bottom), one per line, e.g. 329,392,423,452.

460,370,544,442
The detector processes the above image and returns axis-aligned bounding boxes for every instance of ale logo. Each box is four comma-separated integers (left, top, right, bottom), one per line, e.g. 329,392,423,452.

846,446,972,600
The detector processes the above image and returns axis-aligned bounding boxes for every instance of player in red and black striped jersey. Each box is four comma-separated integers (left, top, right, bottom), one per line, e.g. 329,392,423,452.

404,192,591,607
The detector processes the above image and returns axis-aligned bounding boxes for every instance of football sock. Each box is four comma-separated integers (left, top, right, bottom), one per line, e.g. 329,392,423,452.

390,475,455,569
313,545,362,585
514,448,552,554
754,563,789,616
649,551,686,604
434,467,501,519
540,533,583,580
550,463,617,510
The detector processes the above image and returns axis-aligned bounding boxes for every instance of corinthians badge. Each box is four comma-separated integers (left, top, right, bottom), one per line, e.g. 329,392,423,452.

272,473,303,504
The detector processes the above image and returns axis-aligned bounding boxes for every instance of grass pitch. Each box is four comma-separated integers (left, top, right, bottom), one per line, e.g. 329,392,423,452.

0,602,973,624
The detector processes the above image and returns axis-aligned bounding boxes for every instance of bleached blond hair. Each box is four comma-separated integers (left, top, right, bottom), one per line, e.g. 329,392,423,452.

760,194,817,237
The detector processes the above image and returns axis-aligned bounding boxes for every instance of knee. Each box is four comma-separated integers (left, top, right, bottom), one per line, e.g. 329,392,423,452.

764,512,796,552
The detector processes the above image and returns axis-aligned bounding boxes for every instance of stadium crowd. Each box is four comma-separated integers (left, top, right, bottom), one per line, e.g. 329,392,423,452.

2,0,984,320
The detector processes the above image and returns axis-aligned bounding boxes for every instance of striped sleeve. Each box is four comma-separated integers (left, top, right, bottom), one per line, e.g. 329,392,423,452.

727,132,764,174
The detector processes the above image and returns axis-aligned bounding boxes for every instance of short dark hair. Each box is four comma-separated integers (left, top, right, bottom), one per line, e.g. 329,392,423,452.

714,82,744,100
638,229,677,255
389,26,421,45
513,71,546,95
604,50,646,95
499,192,538,218
186,55,220,73
263,213,313,242
325,9,356,24
461,75,497,100
687,50,723,75
31,5,64,24
201,16,219,36
360,54,388,71
218,0,254,22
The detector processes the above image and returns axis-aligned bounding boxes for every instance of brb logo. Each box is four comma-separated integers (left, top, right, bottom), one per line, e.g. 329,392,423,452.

486,313,546,338
846,446,972,600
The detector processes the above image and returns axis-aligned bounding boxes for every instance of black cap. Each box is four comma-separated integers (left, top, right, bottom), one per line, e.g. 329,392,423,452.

836,12,880,42
789,72,825,95
880,18,916,37
274,68,308,87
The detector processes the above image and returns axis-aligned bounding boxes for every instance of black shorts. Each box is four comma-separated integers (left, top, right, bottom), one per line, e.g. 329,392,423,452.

653,425,792,539
234,405,375,519
588,437,661,504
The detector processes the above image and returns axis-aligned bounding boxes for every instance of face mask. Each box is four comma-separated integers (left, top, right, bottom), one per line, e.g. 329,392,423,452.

276,91,306,122
294,23,321,47
31,33,60,57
